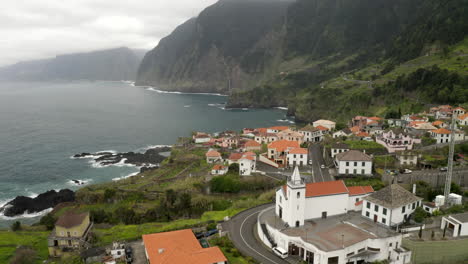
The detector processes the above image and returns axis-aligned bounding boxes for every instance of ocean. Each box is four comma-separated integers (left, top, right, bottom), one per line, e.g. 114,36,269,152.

0,80,292,227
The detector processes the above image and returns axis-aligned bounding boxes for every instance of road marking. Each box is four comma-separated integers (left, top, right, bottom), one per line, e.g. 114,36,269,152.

239,210,282,264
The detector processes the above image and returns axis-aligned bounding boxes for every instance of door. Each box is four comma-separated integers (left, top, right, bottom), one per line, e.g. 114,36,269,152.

322,211,327,219
374,215,378,222
279,207,283,219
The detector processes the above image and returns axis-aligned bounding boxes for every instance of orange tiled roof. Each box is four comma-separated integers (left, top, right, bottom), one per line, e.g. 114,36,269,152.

268,126,289,131
356,131,370,137
368,116,382,121
288,148,308,154
228,153,243,161
431,128,451,134
348,186,374,196
459,114,468,120
409,116,424,120
244,140,261,147
350,126,361,133
355,200,364,206
256,128,268,134
316,125,329,131
212,165,226,170
268,140,300,152
205,150,221,157
305,180,349,197
432,121,444,126
143,229,227,264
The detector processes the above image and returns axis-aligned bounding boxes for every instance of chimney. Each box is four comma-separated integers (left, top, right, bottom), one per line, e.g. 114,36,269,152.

412,184,417,194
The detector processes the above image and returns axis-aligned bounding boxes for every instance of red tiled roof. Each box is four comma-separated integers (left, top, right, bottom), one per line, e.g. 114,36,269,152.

458,114,468,120
356,131,370,137
454,107,466,111
355,200,364,206
228,153,243,161
348,186,374,196
268,140,300,152
409,116,424,120
212,165,226,170
368,116,382,121
268,126,289,131
431,128,451,134
244,140,261,147
205,150,221,157
143,229,227,264
288,148,308,154
432,121,444,126
316,125,329,131
256,128,268,134
350,126,361,133
305,180,348,197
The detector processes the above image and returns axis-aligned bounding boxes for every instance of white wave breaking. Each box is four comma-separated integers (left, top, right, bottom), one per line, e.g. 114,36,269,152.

145,87,227,96
275,107,288,110
112,171,139,181
0,208,53,220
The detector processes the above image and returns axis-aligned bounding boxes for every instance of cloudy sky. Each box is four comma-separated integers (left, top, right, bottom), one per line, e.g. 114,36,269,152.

0,0,218,66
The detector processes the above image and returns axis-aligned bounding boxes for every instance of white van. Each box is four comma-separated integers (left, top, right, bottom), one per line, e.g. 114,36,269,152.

272,247,288,259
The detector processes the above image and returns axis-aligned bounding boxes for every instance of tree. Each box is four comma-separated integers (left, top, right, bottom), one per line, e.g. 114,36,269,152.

104,189,116,201
165,189,177,207
11,221,21,232
414,207,428,223
39,213,56,230
228,163,239,172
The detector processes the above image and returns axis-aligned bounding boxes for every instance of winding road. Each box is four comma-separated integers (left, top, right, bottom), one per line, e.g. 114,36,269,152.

222,203,290,264
309,144,333,182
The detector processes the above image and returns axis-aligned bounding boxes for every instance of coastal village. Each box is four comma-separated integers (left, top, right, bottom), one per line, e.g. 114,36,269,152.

4,104,468,264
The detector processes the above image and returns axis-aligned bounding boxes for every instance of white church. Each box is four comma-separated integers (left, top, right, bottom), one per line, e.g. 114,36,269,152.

257,167,415,264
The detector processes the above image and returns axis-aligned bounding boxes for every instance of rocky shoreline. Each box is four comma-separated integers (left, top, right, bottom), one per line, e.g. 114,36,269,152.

73,146,171,172
0,189,75,217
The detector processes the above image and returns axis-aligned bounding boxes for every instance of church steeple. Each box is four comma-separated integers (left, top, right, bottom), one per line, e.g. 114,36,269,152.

288,166,304,187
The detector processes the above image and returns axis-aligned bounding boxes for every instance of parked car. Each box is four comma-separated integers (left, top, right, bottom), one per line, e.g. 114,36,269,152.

195,232,204,239
320,164,326,169
125,246,133,263
440,167,448,172
402,169,412,174
309,160,313,165
272,247,288,259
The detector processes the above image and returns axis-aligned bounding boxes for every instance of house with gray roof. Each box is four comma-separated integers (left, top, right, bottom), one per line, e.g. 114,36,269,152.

441,212,468,237
298,124,324,142
330,142,350,158
362,184,423,227
335,150,373,175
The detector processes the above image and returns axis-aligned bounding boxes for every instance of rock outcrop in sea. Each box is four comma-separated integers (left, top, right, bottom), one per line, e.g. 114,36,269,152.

0,189,75,217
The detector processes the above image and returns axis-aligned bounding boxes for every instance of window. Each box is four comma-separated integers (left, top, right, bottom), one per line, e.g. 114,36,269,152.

367,202,371,209
402,206,406,213
361,169,365,174
389,243,393,247
354,162,357,166
297,192,300,198
366,211,370,217
280,196,282,203
346,162,349,166
383,208,387,215
412,203,416,209
374,205,379,212
355,198,359,202
382,218,386,224
362,162,365,166
353,169,357,174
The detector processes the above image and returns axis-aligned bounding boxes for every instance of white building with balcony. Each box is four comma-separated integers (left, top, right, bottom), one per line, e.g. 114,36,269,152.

376,129,421,153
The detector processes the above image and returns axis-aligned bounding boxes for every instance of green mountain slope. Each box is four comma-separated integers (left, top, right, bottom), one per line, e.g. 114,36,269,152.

137,0,468,121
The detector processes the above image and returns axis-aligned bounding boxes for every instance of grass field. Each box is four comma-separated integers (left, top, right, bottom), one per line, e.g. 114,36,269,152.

403,238,468,264
0,230,49,263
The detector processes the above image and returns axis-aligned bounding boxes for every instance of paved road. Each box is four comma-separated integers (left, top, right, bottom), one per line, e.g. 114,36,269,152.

309,144,333,182
223,204,290,264
128,240,146,264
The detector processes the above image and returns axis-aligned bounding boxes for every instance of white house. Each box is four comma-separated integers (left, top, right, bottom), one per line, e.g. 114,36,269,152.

267,140,301,166
259,168,411,264
332,128,352,139
299,124,324,142
267,126,289,134
330,142,349,158
205,150,222,163
362,184,423,227
430,128,465,144
441,212,468,237
277,128,304,143
287,148,308,167
452,107,466,117
194,134,211,144
375,129,421,153
313,120,336,130
395,150,419,166
211,165,228,175
335,150,373,176
457,113,468,126
239,152,256,176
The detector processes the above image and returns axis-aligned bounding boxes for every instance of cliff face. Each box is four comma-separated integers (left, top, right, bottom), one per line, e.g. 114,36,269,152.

137,0,468,121
0,47,144,81
136,0,291,93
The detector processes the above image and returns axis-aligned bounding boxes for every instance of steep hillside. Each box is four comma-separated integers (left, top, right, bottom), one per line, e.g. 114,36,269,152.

0,47,144,81
136,0,292,93
137,0,468,121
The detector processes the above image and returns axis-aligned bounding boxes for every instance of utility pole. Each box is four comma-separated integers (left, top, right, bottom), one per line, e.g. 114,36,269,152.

444,114,456,202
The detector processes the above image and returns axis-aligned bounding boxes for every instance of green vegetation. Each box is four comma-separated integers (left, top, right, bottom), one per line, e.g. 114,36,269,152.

343,177,386,191
403,238,468,264
344,140,386,154
211,236,257,264
0,230,49,263
374,155,397,169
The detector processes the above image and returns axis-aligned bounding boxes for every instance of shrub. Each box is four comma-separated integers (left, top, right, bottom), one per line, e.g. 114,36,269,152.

212,199,232,211
413,207,429,223
39,213,56,230
9,247,37,264
210,176,241,193
11,221,21,231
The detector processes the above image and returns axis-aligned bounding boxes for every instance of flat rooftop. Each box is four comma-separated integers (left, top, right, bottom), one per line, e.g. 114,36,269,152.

259,207,398,252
